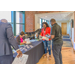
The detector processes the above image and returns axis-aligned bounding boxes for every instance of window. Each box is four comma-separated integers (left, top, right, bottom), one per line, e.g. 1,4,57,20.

43,19,44,22
40,19,41,28
45,20,46,22
40,18,43,28
0,11,25,36
16,11,25,35
46,20,50,26
16,24,25,35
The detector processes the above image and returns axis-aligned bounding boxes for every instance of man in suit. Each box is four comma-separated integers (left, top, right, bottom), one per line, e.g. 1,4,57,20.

0,19,22,64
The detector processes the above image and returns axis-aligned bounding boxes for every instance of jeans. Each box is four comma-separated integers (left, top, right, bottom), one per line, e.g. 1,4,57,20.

52,43,63,64
43,40,51,55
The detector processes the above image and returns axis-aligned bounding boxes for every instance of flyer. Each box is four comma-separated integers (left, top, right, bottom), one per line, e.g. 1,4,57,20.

12,54,29,64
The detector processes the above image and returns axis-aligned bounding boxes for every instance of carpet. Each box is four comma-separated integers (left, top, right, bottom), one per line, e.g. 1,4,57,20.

63,36,70,38
62,41,73,47
63,39,71,41
62,35,72,47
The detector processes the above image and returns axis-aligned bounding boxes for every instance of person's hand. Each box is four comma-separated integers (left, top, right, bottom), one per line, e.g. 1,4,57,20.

23,41,26,44
16,50,22,58
46,34,51,38
46,34,49,36
36,34,38,37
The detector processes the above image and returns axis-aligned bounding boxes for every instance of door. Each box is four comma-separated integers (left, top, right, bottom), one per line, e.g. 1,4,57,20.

61,23,67,35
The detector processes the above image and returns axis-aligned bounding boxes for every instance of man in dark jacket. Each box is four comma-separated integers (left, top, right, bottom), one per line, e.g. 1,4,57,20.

49,19,63,64
0,19,22,64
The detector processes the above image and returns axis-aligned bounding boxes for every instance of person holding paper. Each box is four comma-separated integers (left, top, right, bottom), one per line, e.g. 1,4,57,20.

16,31,26,45
49,19,63,64
41,22,51,60
0,19,22,64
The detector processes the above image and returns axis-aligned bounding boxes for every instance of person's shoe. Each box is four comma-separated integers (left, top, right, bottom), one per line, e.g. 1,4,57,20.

44,54,47,58
48,55,51,60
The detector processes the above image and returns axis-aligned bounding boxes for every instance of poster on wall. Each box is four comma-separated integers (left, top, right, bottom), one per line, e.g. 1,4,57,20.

71,19,74,39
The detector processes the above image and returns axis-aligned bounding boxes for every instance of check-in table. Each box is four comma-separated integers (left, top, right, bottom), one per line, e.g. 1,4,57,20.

13,40,44,64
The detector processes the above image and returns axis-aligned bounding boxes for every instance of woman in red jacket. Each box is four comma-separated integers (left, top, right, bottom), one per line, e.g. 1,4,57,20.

41,22,51,60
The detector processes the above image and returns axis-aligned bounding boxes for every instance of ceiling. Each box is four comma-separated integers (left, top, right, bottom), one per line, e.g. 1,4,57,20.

35,11,74,22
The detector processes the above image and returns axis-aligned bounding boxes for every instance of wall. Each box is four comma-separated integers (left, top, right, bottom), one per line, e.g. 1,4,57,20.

68,12,74,48
35,18,69,33
67,21,71,36
69,14,74,43
25,11,37,32
25,11,68,32
35,14,40,31
57,22,61,27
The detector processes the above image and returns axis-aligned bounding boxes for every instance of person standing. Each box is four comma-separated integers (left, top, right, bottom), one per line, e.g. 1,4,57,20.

0,19,22,64
41,22,51,60
49,19,63,64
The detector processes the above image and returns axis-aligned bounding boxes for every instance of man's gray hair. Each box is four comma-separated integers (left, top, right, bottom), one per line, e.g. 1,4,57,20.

0,19,8,23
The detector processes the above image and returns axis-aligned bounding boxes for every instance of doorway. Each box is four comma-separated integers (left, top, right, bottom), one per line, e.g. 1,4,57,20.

61,23,67,35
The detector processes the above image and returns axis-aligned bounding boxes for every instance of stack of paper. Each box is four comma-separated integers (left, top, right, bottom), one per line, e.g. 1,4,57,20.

12,54,29,64
25,38,31,44
42,36,49,41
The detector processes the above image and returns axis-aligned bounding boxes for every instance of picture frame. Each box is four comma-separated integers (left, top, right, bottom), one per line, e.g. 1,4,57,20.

71,19,74,28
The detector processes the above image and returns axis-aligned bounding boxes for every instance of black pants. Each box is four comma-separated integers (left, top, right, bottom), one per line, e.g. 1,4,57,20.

52,43,63,64
0,55,13,64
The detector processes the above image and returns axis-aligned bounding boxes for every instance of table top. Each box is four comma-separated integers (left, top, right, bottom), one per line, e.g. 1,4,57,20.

13,40,43,57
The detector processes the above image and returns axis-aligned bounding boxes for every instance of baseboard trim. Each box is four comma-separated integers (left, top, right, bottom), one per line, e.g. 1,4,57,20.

70,37,73,46
70,37,75,50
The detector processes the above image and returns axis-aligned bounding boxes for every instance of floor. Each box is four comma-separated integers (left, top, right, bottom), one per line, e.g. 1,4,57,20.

37,47,75,64
37,36,75,64
62,35,73,47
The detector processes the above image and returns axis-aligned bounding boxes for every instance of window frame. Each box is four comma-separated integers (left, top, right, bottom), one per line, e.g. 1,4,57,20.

11,11,25,36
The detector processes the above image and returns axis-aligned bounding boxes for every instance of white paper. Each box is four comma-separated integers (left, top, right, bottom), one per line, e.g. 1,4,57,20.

45,35,51,38
39,36,42,40
25,38,31,44
42,36,49,41
22,48,27,51
30,45,33,48
12,54,29,64
30,39,38,42
25,45,30,49
42,36,47,39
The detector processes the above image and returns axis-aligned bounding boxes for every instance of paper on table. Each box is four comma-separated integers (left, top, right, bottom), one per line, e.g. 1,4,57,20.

25,45,30,49
30,45,33,48
30,39,38,42
12,54,29,64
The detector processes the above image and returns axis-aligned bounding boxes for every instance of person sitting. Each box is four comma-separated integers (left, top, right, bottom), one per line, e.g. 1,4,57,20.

16,31,26,45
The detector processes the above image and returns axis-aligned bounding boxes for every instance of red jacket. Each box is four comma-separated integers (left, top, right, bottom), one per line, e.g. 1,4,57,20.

41,27,51,41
